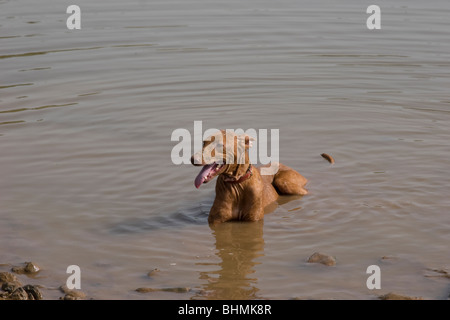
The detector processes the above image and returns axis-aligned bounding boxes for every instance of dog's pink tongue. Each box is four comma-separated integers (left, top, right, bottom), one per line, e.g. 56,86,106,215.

194,163,215,188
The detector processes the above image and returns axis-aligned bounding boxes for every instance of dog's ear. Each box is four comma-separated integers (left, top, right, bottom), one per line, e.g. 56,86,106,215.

244,135,255,149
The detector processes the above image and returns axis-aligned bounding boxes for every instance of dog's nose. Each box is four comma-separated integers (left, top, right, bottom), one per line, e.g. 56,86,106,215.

191,154,202,166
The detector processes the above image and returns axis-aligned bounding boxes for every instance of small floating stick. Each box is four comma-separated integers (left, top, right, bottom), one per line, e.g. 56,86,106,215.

321,153,335,164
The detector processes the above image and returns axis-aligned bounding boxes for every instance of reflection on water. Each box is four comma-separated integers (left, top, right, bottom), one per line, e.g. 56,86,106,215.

195,221,265,300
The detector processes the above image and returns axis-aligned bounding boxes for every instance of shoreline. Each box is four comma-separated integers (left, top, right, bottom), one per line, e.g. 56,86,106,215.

1,259,448,300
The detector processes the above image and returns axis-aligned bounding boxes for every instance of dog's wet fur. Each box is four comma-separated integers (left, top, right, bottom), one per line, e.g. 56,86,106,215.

191,130,308,225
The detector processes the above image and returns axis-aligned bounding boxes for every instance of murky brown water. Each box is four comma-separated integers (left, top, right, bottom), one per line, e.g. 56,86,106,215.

1,0,449,299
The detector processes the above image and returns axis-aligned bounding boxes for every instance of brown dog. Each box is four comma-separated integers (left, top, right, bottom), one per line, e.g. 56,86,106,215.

191,130,308,225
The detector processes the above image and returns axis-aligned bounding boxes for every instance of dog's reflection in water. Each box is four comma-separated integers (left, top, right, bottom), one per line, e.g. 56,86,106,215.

194,220,265,300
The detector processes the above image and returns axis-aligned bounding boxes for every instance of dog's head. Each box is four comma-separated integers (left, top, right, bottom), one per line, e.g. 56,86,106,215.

191,130,255,188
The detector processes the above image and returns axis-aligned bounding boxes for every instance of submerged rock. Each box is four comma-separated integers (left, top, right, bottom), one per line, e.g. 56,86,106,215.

136,287,157,293
424,268,450,279
380,255,398,261
136,287,190,293
307,252,336,266
147,268,160,278
379,292,424,300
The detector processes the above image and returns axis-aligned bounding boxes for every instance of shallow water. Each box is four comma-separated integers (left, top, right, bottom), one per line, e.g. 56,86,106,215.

1,0,449,299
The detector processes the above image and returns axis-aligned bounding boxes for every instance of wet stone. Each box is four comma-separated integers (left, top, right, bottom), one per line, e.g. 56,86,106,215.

0,272,24,299
59,284,86,300
62,291,86,300
147,268,160,278
11,261,41,275
2,281,22,293
23,284,43,300
3,284,43,300
0,271,20,284
10,287,29,300
307,252,336,266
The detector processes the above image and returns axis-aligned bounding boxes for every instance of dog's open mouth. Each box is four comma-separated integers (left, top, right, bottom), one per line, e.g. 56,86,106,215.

194,162,226,188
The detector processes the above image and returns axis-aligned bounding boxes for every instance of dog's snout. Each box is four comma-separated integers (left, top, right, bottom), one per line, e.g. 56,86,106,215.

191,154,202,166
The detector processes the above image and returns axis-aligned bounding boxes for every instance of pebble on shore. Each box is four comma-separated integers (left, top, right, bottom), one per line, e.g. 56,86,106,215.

59,285,86,300
11,261,41,275
379,292,424,300
0,271,43,300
